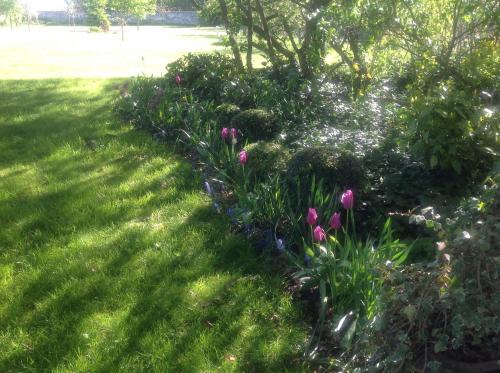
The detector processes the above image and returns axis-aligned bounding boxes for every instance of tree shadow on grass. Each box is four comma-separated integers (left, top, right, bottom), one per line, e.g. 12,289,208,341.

0,79,307,372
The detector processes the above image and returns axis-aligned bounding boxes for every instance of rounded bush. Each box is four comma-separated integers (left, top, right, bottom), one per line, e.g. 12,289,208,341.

165,53,237,102
287,146,365,193
230,109,279,141
244,141,291,179
215,103,241,126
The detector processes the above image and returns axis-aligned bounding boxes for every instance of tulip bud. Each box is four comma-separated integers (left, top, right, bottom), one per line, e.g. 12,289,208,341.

306,208,318,226
221,127,229,139
230,128,237,139
175,74,182,86
341,190,354,210
330,212,342,230
239,150,248,165
313,226,326,242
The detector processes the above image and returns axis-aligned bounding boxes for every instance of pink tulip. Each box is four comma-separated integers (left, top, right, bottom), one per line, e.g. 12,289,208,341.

313,226,326,242
341,190,354,210
230,128,237,139
175,74,182,86
306,208,318,226
330,212,342,230
221,127,229,139
239,150,248,165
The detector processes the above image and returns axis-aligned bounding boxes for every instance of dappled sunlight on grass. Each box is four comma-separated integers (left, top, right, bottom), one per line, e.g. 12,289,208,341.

0,79,307,371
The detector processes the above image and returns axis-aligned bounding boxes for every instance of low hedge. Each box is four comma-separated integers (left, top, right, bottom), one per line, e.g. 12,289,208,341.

230,109,279,142
244,141,291,181
287,146,365,196
215,103,241,126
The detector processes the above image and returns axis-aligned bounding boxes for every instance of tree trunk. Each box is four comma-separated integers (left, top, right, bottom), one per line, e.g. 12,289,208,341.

245,0,253,73
217,0,244,72
9,16,12,30
121,22,124,41
254,0,277,65
137,18,140,31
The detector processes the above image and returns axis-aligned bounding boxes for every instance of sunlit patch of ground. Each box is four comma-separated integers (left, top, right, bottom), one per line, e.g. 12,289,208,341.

0,25,225,78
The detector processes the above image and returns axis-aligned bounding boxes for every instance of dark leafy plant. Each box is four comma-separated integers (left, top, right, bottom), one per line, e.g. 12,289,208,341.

165,52,239,103
287,146,365,198
243,141,290,182
214,103,241,126
230,109,280,142
344,168,500,371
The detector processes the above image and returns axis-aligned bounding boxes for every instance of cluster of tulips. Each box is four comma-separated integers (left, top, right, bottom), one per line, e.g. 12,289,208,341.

220,126,248,165
307,189,354,242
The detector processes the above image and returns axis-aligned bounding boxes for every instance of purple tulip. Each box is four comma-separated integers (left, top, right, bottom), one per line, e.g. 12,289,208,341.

330,212,342,230
221,127,229,139
313,226,326,242
175,74,182,86
239,150,248,165
341,190,354,210
230,128,237,139
306,208,318,226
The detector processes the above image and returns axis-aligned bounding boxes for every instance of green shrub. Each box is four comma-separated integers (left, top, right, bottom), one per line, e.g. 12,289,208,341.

115,76,164,129
244,141,290,180
287,146,365,195
402,78,497,177
165,53,238,103
230,109,279,141
215,103,241,126
345,170,500,371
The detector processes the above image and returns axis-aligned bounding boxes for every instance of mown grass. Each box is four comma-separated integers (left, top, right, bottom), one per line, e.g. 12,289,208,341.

0,79,307,372
0,26,224,79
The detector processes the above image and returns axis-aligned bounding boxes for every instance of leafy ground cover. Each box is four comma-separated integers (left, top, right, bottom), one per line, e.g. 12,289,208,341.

0,79,308,372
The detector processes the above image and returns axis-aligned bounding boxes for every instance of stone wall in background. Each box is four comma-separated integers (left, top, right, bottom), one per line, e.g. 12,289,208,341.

37,11,199,26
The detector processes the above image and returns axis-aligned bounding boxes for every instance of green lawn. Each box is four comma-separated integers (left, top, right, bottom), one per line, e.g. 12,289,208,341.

0,79,307,372
0,26,224,78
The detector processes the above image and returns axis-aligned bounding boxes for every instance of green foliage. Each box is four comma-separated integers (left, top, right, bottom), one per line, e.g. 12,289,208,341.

324,0,396,96
157,0,194,11
235,174,289,229
214,103,241,126
402,79,498,175
131,0,156,19
165,53,239,102
109,0,155,21
345,170,500,370
230,109,279,142
117,33,500,366
287,146,365,196
0,0,22,25
78,0,110,30
243,141,290,181
292,205,411,355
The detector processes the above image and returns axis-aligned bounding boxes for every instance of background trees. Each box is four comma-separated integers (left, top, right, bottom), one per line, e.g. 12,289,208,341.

108,0,156,39
77,0,110,30
77,0,156,34
0,0,23,29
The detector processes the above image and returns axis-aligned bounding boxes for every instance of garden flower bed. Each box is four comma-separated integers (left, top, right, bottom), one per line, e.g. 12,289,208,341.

116,53,500,371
